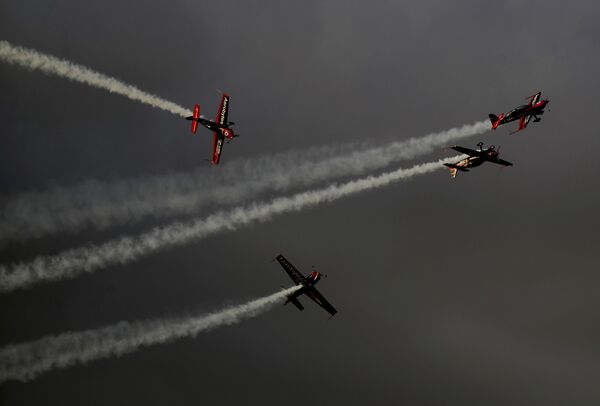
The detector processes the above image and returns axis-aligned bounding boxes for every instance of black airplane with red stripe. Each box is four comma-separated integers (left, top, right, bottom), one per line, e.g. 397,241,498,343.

275,254,337,317
489,91,549,134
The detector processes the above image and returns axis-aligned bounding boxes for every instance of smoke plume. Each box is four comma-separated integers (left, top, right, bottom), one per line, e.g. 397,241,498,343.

0,156,463,293
0,286,300,383
0,120,488,242
0,40,189,117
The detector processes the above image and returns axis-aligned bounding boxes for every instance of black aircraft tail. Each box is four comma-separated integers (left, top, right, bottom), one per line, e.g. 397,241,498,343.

488,113,503,129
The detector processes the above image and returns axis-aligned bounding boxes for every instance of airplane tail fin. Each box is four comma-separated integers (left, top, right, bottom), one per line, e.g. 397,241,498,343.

185,104,200,134
488,113,501,129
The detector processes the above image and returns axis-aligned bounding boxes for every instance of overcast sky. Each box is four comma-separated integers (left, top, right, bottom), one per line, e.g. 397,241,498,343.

2,1,600,405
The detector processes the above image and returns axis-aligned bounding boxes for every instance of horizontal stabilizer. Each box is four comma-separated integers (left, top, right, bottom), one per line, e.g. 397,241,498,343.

443,163,469,172
189,104,200,134
495,158,513,167
287,297,304,311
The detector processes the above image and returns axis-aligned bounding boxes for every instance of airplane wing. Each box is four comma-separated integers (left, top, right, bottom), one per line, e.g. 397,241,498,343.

305,287,338,316
485,155,513,166
211,132,225,165
512,92,541,133
494,158,513,166
516,114,532,132
215,94,230,126
276,254,306,285
449,145,481,156
528,92,542,107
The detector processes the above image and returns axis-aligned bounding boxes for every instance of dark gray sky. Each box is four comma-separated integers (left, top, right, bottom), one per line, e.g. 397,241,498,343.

2,1,600,404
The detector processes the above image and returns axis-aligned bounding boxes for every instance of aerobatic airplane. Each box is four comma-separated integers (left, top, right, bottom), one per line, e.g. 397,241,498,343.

275,254,337,317
489,91,549,133
444,142,513,178
186,93,237,164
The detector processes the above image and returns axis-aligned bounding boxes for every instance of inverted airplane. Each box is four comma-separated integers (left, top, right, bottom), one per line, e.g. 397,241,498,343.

275,254,337,317
444,142,513,178
489,91,549,133
186,93,238,165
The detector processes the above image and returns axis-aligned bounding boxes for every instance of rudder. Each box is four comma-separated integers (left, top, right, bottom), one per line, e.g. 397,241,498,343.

488,113,501,129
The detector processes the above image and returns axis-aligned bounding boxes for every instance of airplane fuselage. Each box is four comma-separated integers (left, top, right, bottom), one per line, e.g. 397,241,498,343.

286,272,321,300
459,156,484,169
498,99,549,124
195,118,235,139
459,149,498,169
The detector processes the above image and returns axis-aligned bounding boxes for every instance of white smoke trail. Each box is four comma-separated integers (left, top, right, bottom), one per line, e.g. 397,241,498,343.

0,40,190,117
0,156,463,293
0,121,488,242
0,286,300,383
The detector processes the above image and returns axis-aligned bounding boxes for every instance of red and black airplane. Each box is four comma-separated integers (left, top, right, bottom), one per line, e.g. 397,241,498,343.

489,91,549,133
444,142,513,178
275,254,337,317
186,93,238,164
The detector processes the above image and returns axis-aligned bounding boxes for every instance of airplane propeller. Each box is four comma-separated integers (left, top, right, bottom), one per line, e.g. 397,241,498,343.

311,265,327,278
